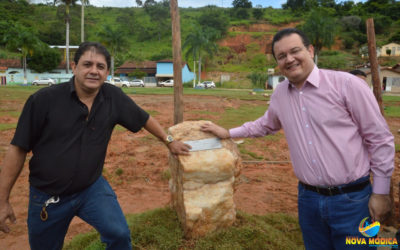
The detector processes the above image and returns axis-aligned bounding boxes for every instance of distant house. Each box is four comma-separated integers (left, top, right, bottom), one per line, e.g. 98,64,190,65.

0,58,73,85
364,65,400,92
116,60,194,86
380,43,400,57
266,68,286,89
359,45,381,58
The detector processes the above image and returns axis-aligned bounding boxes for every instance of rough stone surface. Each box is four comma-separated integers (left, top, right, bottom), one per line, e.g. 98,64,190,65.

168,120,241,238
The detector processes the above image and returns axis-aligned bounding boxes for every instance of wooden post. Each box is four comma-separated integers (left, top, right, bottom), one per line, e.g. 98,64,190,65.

367,18,396,226
366,18,384,114
170,0,183,124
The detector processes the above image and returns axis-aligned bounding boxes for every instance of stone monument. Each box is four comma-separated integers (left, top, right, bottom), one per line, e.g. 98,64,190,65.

168,120,241,238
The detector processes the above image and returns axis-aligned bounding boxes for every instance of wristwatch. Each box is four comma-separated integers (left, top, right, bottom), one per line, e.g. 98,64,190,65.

165,135,174,144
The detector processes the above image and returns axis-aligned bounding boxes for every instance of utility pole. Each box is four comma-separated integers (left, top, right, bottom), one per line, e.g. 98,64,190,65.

170,0,183,124
366,18,383,114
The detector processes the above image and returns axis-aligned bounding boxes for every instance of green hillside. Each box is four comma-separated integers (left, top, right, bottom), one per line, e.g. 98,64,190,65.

1,0,400,77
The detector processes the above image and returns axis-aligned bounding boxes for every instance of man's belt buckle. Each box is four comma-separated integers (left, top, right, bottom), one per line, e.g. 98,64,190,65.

327,186,334,196
316,186,334,196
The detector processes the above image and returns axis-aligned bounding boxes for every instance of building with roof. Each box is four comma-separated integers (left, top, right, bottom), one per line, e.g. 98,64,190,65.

116,60,194,86
0,58,73,85
364,64,400,92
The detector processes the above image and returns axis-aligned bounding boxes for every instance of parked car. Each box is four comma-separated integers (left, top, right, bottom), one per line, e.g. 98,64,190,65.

159,79,174,87
197,81,216,88
106,78,130,87
32,78,56,86
129,79,145,87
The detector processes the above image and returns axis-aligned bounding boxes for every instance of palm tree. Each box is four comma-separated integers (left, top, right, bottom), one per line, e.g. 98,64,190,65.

81,0,89,43
183,28,217,85
3,23,42,84
97,25,128,79
54,0,78,74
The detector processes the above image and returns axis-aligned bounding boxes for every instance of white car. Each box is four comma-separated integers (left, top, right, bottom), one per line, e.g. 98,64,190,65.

197,81,216,88
159,79,174,87
129,79,144,87
32,78,56,86
106,78,130,87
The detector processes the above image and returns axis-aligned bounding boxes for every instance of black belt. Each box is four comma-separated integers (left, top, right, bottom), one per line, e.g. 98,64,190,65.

300,179,370,196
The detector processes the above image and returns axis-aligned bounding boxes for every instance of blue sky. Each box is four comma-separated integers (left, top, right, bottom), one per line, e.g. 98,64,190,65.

33,0,367,9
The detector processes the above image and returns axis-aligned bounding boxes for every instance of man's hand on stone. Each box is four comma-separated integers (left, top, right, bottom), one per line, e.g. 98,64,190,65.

168,141,191,155
0,201,16,233
368,193,392,222
200,122,230,139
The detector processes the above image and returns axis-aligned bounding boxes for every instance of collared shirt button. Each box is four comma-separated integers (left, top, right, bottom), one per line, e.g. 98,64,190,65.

300,91,303,95
308,141,312,145
306,124,309,128
302,107,306,111
312,159,316,163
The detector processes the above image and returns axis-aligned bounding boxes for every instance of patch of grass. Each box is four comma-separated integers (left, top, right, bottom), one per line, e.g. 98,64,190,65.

0,123,17,131
218,104,267,128
0,86,37,101
0,111,20,117
161,169,171,181
64,207,303,249
128,208,184,249
239,144,264,160
115,168,123,176
195,212,303,250
384,106,400,118
383,95,400,102
395,144,400,153
63,231,104,250
190,110,221,116
146,110,160,116
113,125,127,132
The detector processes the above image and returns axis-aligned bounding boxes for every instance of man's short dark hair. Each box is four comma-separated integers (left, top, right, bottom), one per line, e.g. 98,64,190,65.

74,42,111,70
349,69,367,78
271,28,311,59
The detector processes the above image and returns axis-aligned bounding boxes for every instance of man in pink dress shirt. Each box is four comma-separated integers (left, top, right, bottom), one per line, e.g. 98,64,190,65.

202,28,394,249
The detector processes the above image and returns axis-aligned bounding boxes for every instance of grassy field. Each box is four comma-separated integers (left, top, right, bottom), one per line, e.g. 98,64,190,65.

63,208,304,250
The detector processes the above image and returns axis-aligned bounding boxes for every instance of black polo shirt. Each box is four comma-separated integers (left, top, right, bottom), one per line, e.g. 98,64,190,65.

11,78,149,195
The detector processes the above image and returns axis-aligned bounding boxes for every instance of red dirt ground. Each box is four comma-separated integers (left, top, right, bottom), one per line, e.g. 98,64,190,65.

0,94,399,249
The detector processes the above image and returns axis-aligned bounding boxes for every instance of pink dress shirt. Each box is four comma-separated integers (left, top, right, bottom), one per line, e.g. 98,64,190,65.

230,66,394,194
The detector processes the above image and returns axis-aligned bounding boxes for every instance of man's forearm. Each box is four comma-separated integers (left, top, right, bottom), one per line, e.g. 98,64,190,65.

0,145,27,202
143,116,168,142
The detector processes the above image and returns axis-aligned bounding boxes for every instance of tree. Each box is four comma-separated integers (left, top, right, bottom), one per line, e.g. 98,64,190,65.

301,8,336,65
197,7,229,38
29,46,61,73
253,6,264,20
389,31,400,43
183,27,217,84
80,0,89,43
3,23,42,83
282,0,306,10
143,0,170,41
97,25,128,78
247,72,268,89
54,0,78,74
232,0,252,8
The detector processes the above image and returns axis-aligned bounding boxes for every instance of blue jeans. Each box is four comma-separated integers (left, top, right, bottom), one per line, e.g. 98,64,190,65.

27,176,131,250
298,176,376,250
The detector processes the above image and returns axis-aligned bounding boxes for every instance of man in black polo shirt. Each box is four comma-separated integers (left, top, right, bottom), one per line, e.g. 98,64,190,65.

0,42,190,249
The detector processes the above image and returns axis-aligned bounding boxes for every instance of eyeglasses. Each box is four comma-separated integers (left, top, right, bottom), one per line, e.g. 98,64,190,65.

276,46,306,62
